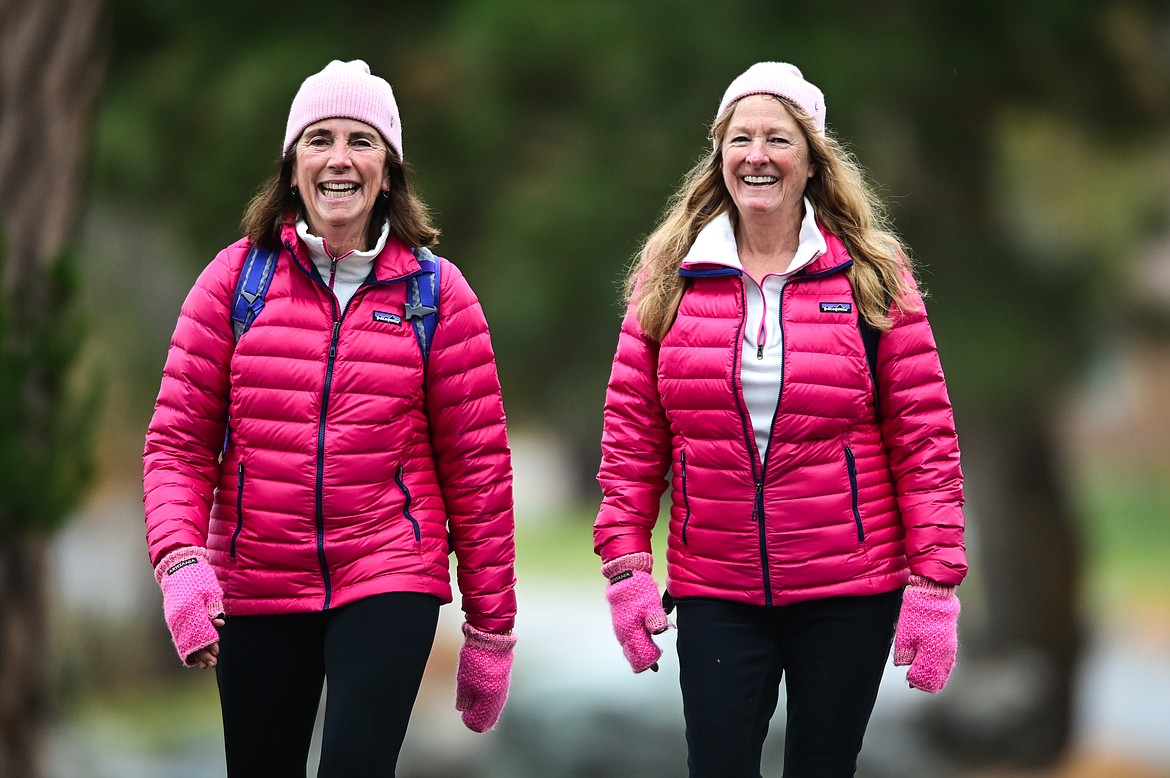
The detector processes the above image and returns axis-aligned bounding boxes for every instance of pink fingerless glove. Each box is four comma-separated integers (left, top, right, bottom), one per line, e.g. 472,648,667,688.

456,622,517,732
602,552,670,673
154,547,224,666
894,574,961,693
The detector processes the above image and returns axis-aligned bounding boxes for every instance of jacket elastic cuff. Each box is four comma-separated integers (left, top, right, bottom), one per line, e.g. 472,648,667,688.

908,574,956,598
463,622,517,651
601,551,653,582
154,546,210,584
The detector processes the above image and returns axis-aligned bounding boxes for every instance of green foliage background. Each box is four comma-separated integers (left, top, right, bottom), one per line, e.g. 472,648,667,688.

90,0,1170,494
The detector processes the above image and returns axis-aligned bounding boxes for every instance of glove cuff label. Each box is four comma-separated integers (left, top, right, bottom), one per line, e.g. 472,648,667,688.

608,570,633,585
166,557,198,576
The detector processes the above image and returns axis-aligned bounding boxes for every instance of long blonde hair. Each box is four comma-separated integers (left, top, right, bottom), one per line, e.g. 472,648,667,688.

627,95,918,342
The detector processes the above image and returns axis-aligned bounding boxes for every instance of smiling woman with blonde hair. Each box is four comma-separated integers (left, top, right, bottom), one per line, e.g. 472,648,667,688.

595,61,967,777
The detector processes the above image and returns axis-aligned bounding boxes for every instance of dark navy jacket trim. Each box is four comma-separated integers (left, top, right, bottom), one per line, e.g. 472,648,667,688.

679,266,742,278
679,257,853,281
794,257,853,279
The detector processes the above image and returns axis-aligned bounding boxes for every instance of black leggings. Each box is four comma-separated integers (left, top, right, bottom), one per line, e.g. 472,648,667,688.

215,592,440,778
676,590,903,778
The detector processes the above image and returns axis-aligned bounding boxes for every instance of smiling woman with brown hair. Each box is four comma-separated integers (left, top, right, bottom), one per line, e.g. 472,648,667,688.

144,59,517,776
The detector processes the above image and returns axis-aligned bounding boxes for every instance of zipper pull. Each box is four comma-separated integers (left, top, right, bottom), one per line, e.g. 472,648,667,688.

753,481,763,520
757,344,764,360
329,321,341,358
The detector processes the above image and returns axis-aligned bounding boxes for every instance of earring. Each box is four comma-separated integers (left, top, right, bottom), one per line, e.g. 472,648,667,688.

381,189,390,199
291,186,299,198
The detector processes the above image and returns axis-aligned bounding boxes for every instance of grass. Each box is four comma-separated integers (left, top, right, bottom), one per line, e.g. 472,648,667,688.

60,673,222,751
513,510,598,582
1073,471,1170,617
513,507,670,585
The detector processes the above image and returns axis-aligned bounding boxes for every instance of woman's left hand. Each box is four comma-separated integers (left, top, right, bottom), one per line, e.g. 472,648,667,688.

893,575,960,693
455,622,517,732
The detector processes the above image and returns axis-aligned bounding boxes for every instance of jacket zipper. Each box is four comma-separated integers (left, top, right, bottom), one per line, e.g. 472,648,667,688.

230,461,245,558
285,238,421,610
394,465,422,543
752,275,768,360
680,450,692,545
730,275,772,605
679,260,854,606
314,310,341,609
845,446,864,542
287,239,341,610
751,277,797,605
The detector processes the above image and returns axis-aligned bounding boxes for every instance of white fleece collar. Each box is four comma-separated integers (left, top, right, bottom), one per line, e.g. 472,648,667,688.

296,219,390,284
683,197,826,275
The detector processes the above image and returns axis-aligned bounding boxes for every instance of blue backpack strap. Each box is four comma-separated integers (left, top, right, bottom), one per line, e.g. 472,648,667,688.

405,247,440,367
223,244,277,455
231,244,279,341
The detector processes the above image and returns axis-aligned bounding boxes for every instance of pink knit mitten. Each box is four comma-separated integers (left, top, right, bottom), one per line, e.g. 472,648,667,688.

894,574,960,693
154,547,224,666
602,552,670,673
456,623,517,732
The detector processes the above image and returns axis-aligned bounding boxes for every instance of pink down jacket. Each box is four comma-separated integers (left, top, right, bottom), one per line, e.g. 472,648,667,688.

595,227,966,606
144,223,517,633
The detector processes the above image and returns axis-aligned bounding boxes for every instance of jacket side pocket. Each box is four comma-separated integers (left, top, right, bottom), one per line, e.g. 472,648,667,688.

230,460,245,558
394,465,423,544
844,446,864,542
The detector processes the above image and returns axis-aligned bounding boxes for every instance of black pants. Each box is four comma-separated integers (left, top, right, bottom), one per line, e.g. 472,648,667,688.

675,590,903,778
215,592,440,778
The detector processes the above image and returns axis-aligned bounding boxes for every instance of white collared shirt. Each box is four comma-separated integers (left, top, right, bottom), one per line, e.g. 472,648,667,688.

681,199,826,463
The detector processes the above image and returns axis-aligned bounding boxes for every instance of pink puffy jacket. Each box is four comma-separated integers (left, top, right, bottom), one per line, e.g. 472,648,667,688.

595,228,965,607
144,223,516,633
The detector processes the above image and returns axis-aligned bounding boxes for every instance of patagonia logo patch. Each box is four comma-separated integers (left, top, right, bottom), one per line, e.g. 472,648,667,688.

166,557,198,576
373,310,402,325
820,302,853,314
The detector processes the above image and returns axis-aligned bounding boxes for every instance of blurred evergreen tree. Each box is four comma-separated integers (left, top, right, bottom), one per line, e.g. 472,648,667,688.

0,0,109,775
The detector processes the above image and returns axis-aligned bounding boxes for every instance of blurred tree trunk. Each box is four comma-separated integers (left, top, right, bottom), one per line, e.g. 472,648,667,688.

0,539,50,777
982,412,1083,761
926,407,1084,766
0,1,107,776
886,28,1103,752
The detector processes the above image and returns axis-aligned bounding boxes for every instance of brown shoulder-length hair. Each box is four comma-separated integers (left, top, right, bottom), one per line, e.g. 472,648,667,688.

627,95,919,342
240,148,440,251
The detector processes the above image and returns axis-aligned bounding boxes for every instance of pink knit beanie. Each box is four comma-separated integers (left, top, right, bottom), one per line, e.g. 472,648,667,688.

715,61,826,141
282,59,402,159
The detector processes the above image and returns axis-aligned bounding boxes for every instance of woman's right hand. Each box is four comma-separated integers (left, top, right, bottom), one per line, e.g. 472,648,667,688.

187,616,226,669
154,547,226,667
